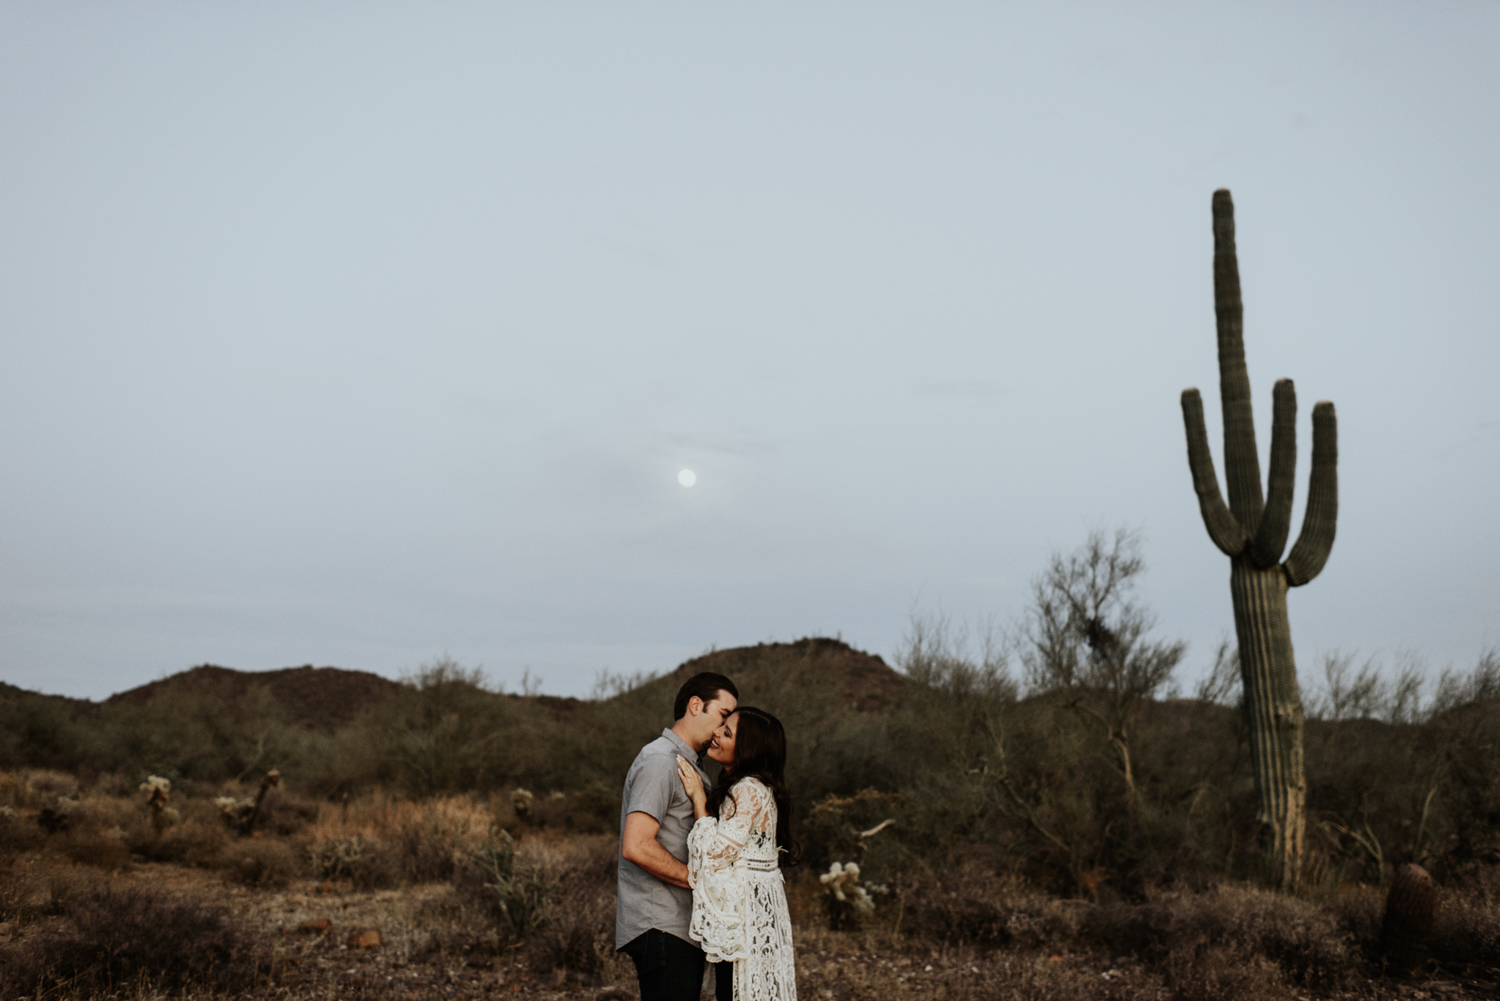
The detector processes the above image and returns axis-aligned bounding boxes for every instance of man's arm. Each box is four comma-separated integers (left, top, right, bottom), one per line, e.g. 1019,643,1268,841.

621,811,690,889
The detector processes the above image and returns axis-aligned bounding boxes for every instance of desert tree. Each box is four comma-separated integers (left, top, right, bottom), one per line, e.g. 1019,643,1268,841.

1018,528,1186,804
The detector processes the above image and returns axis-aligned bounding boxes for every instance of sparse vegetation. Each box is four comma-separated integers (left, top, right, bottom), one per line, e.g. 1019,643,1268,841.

1,589,1497,997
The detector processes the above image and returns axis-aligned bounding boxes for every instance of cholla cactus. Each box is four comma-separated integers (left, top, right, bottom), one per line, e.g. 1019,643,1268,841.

214,769,282,834
310,836,364,880
215,796,255,823
140,775,179,830
819,861,888,929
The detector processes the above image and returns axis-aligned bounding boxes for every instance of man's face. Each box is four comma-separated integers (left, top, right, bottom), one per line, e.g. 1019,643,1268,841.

689,690,737,751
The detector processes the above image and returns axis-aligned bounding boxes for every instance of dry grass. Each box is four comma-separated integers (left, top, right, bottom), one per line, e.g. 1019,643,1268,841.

306,791,497,888
1432,865,1500,974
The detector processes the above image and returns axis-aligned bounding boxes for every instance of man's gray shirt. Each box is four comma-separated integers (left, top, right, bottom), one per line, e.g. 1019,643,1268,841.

615,728,712,949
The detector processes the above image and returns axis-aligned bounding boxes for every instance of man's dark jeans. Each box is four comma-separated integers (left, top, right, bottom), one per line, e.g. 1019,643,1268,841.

620,929,705,1001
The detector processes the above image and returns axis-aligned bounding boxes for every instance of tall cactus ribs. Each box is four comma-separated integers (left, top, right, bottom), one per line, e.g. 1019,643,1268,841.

1180,189,1339,891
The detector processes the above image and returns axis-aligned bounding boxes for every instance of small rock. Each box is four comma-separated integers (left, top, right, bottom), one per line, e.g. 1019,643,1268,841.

298,919,330,933
350,929,381,949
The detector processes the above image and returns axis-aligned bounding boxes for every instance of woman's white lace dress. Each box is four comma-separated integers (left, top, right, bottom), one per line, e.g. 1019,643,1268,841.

686,777,797,1001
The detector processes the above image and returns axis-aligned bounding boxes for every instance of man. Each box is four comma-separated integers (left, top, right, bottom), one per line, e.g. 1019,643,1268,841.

617,671,739,1001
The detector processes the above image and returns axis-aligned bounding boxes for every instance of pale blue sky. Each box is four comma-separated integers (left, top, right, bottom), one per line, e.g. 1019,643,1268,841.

2,3,1496,699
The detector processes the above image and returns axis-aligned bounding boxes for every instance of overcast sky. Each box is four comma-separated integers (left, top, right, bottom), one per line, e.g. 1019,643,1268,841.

2,3,1496,701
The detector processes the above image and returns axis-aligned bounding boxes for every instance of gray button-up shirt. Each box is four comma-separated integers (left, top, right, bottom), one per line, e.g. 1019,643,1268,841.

615,727,713,949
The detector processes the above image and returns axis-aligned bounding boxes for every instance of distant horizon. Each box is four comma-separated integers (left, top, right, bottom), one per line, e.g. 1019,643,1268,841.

14,629,1497,711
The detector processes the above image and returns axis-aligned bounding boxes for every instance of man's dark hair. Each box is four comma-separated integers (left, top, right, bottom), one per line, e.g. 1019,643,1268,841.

673,672,738,721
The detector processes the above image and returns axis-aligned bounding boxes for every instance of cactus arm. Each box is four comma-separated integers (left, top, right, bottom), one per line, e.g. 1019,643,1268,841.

1212,189,1266,532
1283,401,1338,586
1250,379,1298,568
1182,388,1248,557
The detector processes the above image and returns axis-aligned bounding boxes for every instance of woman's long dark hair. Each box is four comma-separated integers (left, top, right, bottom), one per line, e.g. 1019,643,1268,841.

707,706,801,867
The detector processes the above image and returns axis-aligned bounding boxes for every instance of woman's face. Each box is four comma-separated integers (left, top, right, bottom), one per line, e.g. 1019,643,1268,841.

706,712,738,766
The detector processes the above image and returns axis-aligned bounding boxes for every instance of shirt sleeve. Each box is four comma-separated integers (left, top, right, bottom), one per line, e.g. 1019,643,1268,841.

623,751,680,825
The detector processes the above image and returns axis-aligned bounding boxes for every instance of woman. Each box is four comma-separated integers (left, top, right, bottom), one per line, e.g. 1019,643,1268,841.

675,707,798,1001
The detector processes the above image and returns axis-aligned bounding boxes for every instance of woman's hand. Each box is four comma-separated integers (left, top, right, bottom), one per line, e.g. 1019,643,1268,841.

676,756,709,820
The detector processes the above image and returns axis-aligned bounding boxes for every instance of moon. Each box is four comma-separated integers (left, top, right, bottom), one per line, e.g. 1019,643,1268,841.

678,469,697,488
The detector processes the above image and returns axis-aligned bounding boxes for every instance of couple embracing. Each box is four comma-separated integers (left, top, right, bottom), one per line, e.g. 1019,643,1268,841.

615,672,798,1001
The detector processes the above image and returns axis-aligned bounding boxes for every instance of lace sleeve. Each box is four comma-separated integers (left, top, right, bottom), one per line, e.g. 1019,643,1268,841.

687,780,772,963
699,781,769,874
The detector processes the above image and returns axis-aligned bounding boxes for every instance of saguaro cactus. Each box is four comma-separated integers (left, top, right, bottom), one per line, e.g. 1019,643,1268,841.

1180,190,1338,891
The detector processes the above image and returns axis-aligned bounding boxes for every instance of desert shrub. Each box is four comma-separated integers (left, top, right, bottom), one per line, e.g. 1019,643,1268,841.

524,783,618,833
899,864,1078,949
1084,885,1359,992
359,816,479,887
0,690,100,772
224,836,304,887
255,786,320,836
307,837,361,884
0,884,267,998
800,789,904,872
9,770,78,806
1430,864,1500,970
56,828,133,870
357,832,454,887
450,834,617,974
130,814,231,867
522,836,617,978
0,809,44,856
304,792,494,888
0,772,36,810
471,831,558,942
1,866,98,924
1321,884,1385,967
319,659,575,797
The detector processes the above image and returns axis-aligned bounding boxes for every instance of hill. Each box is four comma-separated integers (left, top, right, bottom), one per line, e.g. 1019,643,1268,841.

609,636,907,719
106,664,404,733
0,639,906,788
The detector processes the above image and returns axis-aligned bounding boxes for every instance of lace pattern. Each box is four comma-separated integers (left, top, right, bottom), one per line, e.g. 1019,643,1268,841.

687,778,797,1001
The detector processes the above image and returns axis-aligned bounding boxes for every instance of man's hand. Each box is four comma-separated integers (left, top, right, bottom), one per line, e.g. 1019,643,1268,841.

621,811,690,889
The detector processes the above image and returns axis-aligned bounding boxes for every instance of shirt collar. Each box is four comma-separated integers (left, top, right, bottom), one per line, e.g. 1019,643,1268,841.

661,727,704,766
